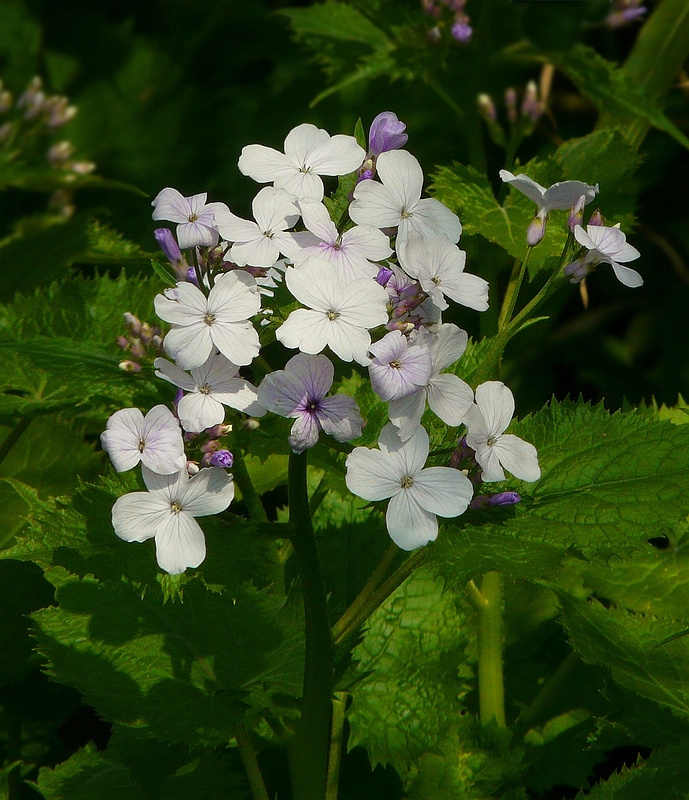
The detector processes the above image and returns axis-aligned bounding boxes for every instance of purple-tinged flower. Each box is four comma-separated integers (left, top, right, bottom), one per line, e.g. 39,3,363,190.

368,112,408,157
606,0,646,28
152,188,228,250
469,491,521,511
257,353,364,453
209,449,234,469
369,330,433,402
155,228,188,277
375,265,394,286
589,209,605,227
185,266,199,287
565,224,642,288
451,18,472,43
421,0,441,18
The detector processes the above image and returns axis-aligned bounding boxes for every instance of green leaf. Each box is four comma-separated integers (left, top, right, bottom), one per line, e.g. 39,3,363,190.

81,221,151,267
281,1,391,49
149,258,177,287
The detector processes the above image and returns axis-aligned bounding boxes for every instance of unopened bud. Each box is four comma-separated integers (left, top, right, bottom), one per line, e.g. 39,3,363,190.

201,439,220,454
123,312,141,336
375,266,394,286
116,335,130,351
477,94,497,122
17,76,42,110
521,80,542,121
118,360,141,373
209,449,234,469
368,111,408,157
469,491,521,511
421,0,441,18
48,141,74,165
206,423,233,439
70,161,96,175
588,209,605,227
526,215,546,247
45,97,77,128
187,461,200,476
568,195,586,233
385,320,416,334
150,334,163,351
427,25,442,42
564,256,591,284
505,87,518,124
129,338,146,359
451,16,472,43
139,322,153,345
185,266,199,287
243,418,261,431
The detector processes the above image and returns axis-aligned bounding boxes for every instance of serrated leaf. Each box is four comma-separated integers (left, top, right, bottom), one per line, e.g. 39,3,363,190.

281,1,391,49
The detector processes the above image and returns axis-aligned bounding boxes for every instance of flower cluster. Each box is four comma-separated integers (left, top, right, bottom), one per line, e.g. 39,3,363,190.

423,0,473,43
102,112,647,574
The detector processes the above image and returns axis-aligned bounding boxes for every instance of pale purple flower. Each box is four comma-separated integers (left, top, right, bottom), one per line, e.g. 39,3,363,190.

451,19,472,42
154,352,266,433
368,330,433,401
464,381,541,482
151,188,228,250
469,491,521,510
100,405,186,475
368,112,408,157
566,224,642,288
345,423,474,550
288,198,392,282
238,123,365,201
209,450,234,468
276,257,389,366
376,265,394,286
258,353,364,453
214,187,300,268
112,466,234,574
154,272,261,369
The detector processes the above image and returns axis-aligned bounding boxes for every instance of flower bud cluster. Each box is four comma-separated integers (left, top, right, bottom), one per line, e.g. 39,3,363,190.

477,82,545,150
422,0,472,44
605,0,646,29
116,312,165,372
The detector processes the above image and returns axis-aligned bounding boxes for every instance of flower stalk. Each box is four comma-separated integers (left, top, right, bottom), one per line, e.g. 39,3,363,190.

473,571,506,727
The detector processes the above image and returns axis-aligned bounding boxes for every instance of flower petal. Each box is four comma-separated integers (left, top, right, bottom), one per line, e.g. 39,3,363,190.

474,381,515,439
345,446,402,501
386,490,438,550
427,373,473,426
276,308,333,355
289,412,321,452
154,358,197,392
154,512,207,574
317,394,364,442
410,466,473,517
491,434,541,482
112,491,169,542
163,323,214,370
181,466,235,516
238,144,293,184
178,392,225,433
610,260,643,288
151,188,191,224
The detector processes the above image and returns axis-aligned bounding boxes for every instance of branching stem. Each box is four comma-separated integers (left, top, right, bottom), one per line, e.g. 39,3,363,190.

237,724,270,800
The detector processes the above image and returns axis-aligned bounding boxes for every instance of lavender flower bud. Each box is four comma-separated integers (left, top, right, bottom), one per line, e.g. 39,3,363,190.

469,491,521,511
70,161,96,175
588,209,605,227
451,17,472,43
17,77,42,110
375,266,394,286
369,111,409,157
48,141,74,165
209,449,234,469
150,334,163,352
139,322,153,346
129,338,146,359
568,195,586,233
201,439,220,455
385,320,416,334
355,168,374,187
118,360,141,373
116,335,130,351
428,26,442,42
564,257,591,284
421,0,441,18
526,216,546,247
521,80,542,121
186,266,199,287
606,5,646,28
206,423,233,439
477,94,497,122
505,87,518,124
123,312,141,336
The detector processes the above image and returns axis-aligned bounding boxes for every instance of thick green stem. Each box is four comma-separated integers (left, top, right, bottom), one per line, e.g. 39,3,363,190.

287,451,334,800
331,542,397,643
325,693,347,800
515,651,581,733
334,548,427,649
231,446,268,523
0,418,30,469
475,572,506,727
237,724,270,800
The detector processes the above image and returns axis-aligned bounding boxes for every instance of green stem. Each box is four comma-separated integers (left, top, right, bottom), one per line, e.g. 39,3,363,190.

231,446,268,522
331,543,397,643
0,418,30,469
497,249,532,332
325,693,347,800
515,651,581,733
475,571,506,727
237,724,270,800
287,451,334,800
334,548,427,649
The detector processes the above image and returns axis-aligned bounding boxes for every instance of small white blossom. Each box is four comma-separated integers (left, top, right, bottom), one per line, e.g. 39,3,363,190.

368,330,433,401
238,123,365,201
349,150,462,251
154,353,265,433
345,423,473,550
566,224,642,288
151,188,228,250
100,405,185,475
214,187,300,268
154,272,261,369
464,381,541,482
399,232,489,312
276,257,389,366
112,467,234,574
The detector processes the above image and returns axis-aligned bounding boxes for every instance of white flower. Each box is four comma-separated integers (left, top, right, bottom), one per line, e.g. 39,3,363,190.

349,150,462,251
499,170,599,246
214,187,300,267
258,353,363,452
345,423,473,550
389,324,474,441
112,467,234,574
464,381,541,482
154,352,266,433
289,198,392,282
399,232,489,312
154,272,261,369
368,330,433,401
238,123,365,201
566,224,642,288
276,257,389,366
100,405,185,474
151,188,228,250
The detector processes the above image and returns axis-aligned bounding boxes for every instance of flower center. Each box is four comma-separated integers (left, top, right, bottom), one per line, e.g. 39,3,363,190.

170,501,183,514
306,400,319,411
399,207,412,219
401,475,414,489
299,163,312,174
263,229,274,239
487,436,498,446
432,275,442,285
326,310,340,321
188,213,198,222
199,384,211,395
204,313,216,326
138,439,145,453
389,360,401,369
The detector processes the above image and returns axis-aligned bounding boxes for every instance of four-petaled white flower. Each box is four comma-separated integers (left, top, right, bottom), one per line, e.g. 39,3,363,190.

154,353,266,433
238,123,365,201
112,466,234,574
100,405,185,474
214,187,300,267
368,330,433,401
464,381,541,482
151,188,228,250
399,232,489,312
499,170,599,246
349,150,462,251
345,423,473,550
567,224,642,288
277,257,389,366
389,324,474,441
258,353,364,452
155,272,261,369
289,198,392,282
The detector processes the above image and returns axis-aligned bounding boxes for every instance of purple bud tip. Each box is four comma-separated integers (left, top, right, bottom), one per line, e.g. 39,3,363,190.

451,20,472,43
154,228,183,266
368,112,409,157
489,491,521,507
375,266,394,286
186,266,199,287
355,169,374,188
118,360,141,373
174,388,184,409
206,423,233,439
210,449,234,469
588,209,605,227
526,216,546,247
116,335,130,351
